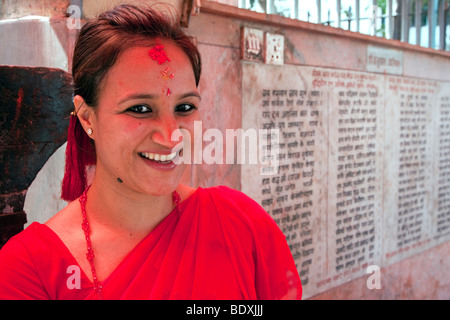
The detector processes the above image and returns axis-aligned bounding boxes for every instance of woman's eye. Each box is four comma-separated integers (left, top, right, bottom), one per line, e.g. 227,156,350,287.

127,105,152,113
175,104,196,114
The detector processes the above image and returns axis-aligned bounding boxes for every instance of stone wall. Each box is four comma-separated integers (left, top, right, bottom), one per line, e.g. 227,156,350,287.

185,1,450,299
0,0,69,19
0,66,73,247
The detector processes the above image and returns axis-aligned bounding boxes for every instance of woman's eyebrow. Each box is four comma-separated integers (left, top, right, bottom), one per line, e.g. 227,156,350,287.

119,93,157,105
177,91,202,101
118,91,201,104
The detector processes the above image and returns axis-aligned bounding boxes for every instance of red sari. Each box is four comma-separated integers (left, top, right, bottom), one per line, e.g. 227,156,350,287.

0,186,301,300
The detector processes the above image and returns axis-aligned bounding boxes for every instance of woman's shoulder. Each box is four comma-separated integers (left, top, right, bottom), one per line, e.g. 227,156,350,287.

1,222,53,256
196,186,281,233
197,185,261,209
0,200,81,272
201,185,261,207
0,222,60,299
0,217,85,299
0,218,74,267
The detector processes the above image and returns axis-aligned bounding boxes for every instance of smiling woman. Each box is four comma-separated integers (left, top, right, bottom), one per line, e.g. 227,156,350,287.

0,4,302,300
75,43,200,198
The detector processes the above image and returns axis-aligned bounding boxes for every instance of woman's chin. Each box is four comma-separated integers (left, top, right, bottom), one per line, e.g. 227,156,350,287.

135,176,183,197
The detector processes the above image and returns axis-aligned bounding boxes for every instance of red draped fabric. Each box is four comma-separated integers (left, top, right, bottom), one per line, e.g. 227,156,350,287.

0,186,301,300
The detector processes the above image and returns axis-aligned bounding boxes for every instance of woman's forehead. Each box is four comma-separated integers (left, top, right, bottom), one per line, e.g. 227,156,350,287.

98,43,196,101
123,42,184,62
108,44,191,77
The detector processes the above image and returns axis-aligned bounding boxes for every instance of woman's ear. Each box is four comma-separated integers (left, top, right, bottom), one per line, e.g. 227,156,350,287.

74,95,95,139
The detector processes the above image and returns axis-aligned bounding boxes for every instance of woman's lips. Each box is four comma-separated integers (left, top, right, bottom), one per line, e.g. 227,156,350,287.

138,141,184,169
138,151,178,162
138,147,184,170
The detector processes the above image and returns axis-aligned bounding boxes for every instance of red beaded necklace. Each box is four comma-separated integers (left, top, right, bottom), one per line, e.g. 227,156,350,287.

79,186,181,300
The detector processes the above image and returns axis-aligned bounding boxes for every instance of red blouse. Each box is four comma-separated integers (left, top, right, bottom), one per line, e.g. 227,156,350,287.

0,186,301,300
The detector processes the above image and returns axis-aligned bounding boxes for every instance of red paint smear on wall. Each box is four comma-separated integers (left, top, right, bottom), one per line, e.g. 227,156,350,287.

15,88,24,123
13,88,24,141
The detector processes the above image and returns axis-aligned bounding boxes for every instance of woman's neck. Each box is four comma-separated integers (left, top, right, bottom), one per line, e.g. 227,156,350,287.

85,174,175,237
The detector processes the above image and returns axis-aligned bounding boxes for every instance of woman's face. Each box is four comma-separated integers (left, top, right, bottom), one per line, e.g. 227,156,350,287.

86,41,200,196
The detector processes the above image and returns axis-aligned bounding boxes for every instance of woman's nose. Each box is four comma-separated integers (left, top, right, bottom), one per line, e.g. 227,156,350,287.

151,115,182,149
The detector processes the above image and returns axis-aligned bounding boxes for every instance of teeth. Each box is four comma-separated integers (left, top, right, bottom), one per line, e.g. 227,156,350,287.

139,151,178,162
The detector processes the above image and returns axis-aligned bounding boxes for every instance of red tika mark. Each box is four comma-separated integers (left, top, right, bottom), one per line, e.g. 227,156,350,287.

148,45,171,65
166,88,172,96
161,67,175,80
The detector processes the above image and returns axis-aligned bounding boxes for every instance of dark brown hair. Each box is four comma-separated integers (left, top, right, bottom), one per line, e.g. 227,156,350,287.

72,3,202,107
62,4,201,201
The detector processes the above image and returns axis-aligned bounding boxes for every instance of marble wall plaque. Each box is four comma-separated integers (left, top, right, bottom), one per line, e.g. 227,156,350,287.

241,62,450,299
324,68,384,290
434,84,450,242
382,76,437,265
241,63,327,296
367,45,403,75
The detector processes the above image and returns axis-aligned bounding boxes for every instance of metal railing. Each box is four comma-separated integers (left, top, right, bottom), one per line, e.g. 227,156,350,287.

238,0,450,51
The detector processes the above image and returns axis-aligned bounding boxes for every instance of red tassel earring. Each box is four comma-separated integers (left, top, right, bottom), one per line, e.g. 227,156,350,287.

61,108,96,202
